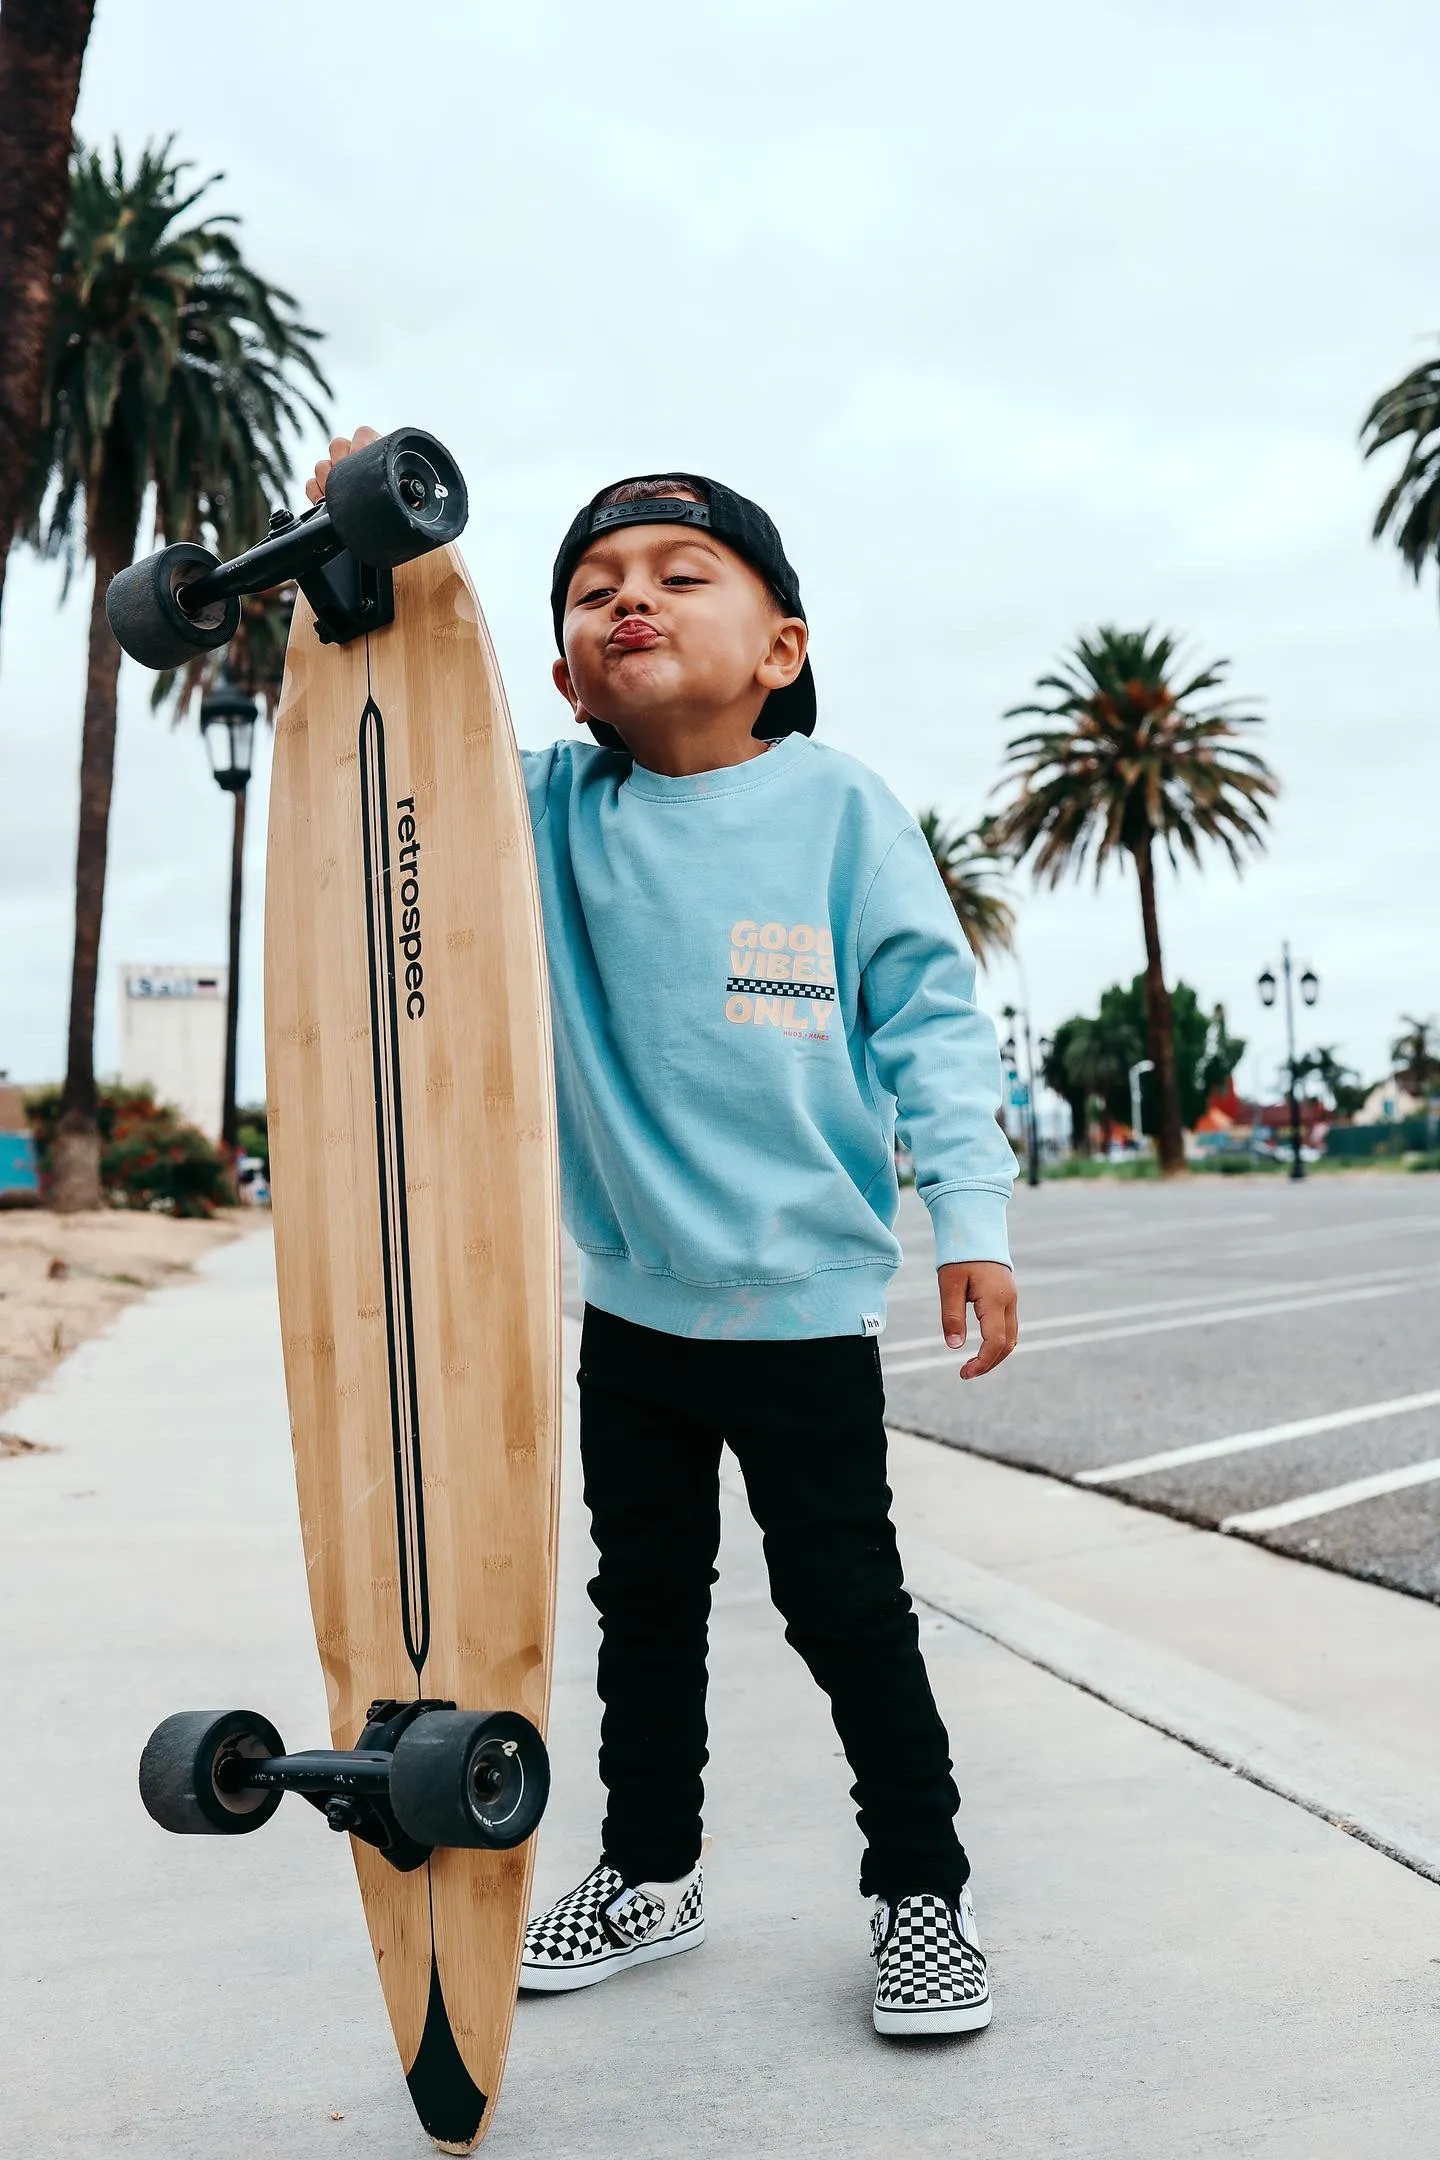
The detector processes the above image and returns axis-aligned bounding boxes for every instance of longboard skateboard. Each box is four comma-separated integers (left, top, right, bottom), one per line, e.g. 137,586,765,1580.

113,432,562,2151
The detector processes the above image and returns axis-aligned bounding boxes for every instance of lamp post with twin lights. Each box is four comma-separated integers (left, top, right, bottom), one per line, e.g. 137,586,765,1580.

1258,942,1318,1182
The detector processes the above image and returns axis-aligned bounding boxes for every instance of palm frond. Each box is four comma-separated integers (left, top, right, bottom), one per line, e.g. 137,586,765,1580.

21,135,331,575
1361,352,1440,581
915,807,1017,963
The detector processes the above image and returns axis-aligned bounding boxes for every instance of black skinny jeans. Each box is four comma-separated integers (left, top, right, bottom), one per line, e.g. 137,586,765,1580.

578,1304,968,1902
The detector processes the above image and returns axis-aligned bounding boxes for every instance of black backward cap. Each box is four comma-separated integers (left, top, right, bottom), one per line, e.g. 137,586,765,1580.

551,473,815,751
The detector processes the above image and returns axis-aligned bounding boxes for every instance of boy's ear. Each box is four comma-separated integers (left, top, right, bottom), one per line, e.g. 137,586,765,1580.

756,617,808,695
552,656,588,725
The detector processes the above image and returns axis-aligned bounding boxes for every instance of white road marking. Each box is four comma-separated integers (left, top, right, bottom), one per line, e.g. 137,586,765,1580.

885,1211,1440,1315
1075,1389,1440,1485
882,1268,1440,1374
991,1208,1278,1257
1222,1457,1440,1536
885,1271,1374,1353
885,1264,1096,1304
881,1261,1438,1359
1229,1213,1440,1260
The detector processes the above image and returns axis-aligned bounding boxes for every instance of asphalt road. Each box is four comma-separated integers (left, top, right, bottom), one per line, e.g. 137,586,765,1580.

881,1171,1440,1603
564,1171,1440,1602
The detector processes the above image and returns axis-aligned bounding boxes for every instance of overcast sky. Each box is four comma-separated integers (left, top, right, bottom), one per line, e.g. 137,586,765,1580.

3,0,1437,1109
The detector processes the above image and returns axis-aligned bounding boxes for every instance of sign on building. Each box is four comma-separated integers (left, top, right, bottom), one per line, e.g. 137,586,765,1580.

119,966,227,1141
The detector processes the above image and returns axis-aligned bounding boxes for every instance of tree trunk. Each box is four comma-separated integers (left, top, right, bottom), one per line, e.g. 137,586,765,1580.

1132,834,1186,1175
1067,1089,1089,1155
52,477,133,1212
0,0,95,580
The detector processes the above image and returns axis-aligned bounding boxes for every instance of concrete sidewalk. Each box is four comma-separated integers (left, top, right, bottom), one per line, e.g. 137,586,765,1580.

4,1231,1439,2158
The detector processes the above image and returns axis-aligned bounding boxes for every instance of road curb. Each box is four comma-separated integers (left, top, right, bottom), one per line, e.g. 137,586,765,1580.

901,1527,1440,1887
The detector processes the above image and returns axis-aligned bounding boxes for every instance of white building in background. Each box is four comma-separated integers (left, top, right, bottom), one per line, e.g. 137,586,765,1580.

118,965,227,1140
1353,1077,1424,1126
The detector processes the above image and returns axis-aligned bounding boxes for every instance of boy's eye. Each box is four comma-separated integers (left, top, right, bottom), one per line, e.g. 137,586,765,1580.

663,574,703,587
577,584,615,606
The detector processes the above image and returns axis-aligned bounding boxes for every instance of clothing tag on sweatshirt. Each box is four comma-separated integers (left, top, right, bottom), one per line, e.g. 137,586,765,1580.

861,1313,883,1337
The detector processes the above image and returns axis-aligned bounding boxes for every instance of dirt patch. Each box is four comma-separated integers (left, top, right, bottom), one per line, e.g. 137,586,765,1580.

1,1431,52,1457
0,1208,259,1429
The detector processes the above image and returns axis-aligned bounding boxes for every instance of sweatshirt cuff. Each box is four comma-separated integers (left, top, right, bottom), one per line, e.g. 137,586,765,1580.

924,1185,1013,1269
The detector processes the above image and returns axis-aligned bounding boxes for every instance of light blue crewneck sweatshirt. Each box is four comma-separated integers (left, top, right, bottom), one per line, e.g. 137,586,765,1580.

522,731,1016,1340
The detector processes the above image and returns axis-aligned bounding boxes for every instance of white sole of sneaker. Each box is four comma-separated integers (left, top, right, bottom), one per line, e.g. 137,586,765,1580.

519,1919,705,1994
873,1993,992,2036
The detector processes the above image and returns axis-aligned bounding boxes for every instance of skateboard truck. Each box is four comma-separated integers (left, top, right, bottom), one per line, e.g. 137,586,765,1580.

103,426,469,671
174,499,398,649
138,1698,549,1873
227,1699,458,1872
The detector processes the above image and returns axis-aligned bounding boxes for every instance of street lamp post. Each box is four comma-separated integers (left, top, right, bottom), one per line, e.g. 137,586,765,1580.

200,681,258,1159
1128,1057,1154,1156
1002,1004,1044,1190
1038,1033,1054,1168
1257,943,1318,1182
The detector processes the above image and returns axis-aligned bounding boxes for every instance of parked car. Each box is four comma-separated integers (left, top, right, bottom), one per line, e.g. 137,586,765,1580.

235,1153,270,1205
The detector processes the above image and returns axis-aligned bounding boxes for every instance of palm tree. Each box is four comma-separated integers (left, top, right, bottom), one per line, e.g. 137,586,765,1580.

1361,355,1440,596
992,628,1278,1175
1393,1014,1440,1151
1040,1016,1093,1154
0,0,95,634
1040,1015,1124,1156
24,139,327,1210
916,808,1016,966
1392,1015,1439,1104
1076,1009,1141,1153
1292,1044,1358,1112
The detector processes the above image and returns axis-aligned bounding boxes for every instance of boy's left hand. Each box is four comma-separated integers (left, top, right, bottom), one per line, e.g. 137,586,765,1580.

304,425,380,504
937,1261,1018,1379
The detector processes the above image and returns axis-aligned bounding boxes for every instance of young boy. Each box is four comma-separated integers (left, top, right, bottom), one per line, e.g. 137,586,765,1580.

308,435,1019,2036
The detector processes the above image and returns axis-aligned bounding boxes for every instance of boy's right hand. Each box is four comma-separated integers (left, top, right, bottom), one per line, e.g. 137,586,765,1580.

305,427,380,505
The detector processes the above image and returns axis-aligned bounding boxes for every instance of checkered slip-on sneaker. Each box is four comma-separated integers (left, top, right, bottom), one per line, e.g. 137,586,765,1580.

871,1886,992,2035
519,1859,705,1993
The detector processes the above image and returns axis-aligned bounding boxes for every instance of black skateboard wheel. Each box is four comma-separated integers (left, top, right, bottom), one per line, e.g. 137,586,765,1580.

105,543,241,669
323,427,468,568
138,1709,285,1835
389,1709,549,1851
